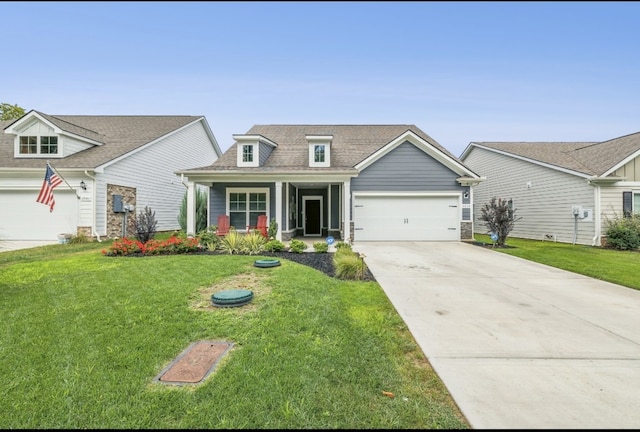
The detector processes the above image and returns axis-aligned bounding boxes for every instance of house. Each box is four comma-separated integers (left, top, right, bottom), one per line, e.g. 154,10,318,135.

177,124,484,243
0,110,222,241
460,131,640,246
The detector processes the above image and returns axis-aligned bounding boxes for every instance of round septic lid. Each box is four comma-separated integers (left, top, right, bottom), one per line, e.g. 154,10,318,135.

211,289,254,307
254,259,281,268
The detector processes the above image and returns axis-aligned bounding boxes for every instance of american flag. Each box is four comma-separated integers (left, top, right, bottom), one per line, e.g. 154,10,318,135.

36,163,63,212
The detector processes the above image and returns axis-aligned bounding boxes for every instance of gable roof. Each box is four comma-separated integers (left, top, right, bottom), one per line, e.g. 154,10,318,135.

463,131,640,177
1,111,215,170
191,124,464,172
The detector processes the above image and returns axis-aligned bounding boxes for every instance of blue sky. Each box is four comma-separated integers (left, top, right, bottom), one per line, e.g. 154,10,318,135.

3,1,640,157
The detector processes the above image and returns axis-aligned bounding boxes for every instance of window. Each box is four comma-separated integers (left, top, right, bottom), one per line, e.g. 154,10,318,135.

229,190,267,229
19,136,37,154
41,136,58,154
18,136,58,155
314,144,325,163
242,144,253,163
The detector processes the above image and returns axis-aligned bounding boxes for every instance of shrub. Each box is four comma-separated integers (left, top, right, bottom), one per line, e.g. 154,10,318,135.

604,213,640,250
241,231,266,255
178,188,208,234
289,239,307,253
334,250,368,280
219,228,243,254
264,239,285,252
268,218,278,239
335,241,352,253
479,197,522,246
68,232,91,244
134,206,158,243
102,237,144,256
313,241,328,253
198,226,220,251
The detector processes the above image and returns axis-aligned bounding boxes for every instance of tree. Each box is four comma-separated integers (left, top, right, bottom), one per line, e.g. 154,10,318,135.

0,103,26,120
178,188,208,234
479,197,522,247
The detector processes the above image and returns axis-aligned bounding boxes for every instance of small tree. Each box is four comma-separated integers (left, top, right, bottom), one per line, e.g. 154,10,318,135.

134,206,158,243
479,197,521,247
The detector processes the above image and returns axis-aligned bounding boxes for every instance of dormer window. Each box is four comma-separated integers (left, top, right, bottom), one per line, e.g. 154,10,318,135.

242,144,254,163
19,135,58,155
307,135,332,167
234,134,277,168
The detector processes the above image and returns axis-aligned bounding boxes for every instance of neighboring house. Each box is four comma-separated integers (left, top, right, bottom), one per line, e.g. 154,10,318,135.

177,124,484,243
460,131,640,246
0,110,221,241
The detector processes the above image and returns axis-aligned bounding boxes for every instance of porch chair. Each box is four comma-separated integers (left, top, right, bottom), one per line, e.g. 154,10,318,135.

216,214,230,236
256,214,268,238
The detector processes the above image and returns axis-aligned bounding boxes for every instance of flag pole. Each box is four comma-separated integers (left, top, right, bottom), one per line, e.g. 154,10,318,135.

48,160,81,199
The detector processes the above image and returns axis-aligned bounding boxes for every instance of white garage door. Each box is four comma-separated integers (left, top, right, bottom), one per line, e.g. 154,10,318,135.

353,195,460,241
0,190,78,241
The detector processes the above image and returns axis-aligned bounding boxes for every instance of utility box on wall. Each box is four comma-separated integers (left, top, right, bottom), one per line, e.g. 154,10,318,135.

113,194,124,213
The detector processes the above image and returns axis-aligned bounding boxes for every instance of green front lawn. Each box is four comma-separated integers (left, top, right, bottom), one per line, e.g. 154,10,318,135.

0,241,468,429
474,234,640,290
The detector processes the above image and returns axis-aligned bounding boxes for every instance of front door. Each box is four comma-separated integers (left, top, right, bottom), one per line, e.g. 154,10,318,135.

303,196,322,236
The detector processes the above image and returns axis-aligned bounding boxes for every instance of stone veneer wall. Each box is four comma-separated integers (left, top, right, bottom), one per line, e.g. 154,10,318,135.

106,184,137,238
460,221,473,240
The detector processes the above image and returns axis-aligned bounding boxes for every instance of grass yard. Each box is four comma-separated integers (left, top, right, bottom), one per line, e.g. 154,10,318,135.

0,241,468,429
474,234,640,290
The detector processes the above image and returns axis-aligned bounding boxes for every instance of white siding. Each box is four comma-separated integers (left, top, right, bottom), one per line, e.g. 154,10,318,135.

464,147,597,245
63,136,94,156
95,120,218,233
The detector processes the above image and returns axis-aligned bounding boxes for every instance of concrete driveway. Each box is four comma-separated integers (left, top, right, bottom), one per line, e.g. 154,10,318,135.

352,241,640,429
0,240,58,252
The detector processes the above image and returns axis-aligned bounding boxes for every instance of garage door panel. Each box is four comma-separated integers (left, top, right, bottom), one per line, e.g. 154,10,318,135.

354,195,460,241
0,191,78,241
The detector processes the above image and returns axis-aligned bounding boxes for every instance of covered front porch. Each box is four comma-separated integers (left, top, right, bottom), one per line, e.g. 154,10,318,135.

182,172,357,243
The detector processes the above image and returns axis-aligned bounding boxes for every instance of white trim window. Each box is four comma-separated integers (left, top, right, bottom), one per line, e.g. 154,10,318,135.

307,135,331,167
19,135,58,155
227,188,269,230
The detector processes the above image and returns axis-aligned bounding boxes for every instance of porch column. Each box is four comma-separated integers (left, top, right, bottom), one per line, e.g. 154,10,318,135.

343,180,351,242
275,181,283,241
186,181,196,236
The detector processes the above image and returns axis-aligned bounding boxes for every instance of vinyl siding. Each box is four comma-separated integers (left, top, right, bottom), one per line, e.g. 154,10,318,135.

96,120,218,233
352,141,462,192
464,147,596,245
613,156,640,181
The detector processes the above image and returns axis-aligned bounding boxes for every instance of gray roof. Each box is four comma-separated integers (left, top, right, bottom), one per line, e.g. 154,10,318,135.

2,111,204,169
195,124,461,172
471,131,640,176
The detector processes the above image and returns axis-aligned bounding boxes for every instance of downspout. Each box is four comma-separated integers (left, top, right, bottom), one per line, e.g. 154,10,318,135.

591,182,601,246
84,170,102,242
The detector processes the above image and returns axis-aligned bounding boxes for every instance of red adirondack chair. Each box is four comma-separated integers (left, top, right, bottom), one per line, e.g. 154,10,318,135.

256,214,268,237
216,214,230,236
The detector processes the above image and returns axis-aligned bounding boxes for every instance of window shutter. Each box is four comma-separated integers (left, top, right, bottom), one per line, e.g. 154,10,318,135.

623,191,632,217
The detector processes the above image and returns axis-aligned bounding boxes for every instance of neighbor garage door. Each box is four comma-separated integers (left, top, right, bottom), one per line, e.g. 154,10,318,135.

0,190,78,241
353,194,460,241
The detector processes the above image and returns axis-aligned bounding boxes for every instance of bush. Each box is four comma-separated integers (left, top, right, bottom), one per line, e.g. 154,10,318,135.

335,241,352,253
334,250,368,280
134,206,158,243
264,239,285,252
268,218,278,239
479,197,522,247
68,232,91,244
102,235,201,256
198,226,220,251
241,231,266,255
289,239,307,253
219,228,243,254
313,241,328,253
178,188,208,234
605,214,640,250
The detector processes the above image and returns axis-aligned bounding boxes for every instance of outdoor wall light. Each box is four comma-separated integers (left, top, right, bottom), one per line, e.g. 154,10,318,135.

80,180,87,191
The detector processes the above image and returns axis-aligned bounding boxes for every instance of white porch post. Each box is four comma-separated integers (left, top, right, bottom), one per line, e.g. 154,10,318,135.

343,180,351,242
275,181,283,241
186,181,196,236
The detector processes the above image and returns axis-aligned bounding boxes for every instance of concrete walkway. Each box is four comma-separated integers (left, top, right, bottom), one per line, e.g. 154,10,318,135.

352,241,640,429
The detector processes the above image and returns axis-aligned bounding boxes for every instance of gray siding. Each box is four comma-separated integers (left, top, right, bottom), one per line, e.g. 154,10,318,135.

463,147,596,245
96,120,218,234
330,184,340,229
259,144,273,166
352,141,463,192
210,182,276,225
